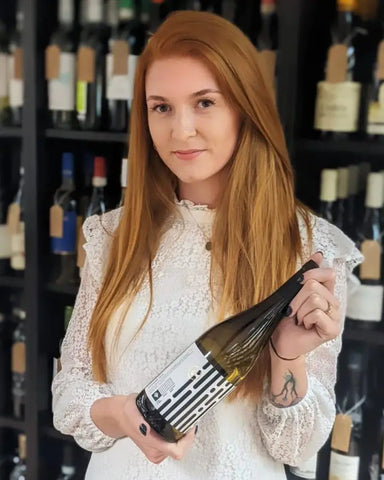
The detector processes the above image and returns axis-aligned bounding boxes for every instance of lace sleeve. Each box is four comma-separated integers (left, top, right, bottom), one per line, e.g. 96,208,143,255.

256,217,363,465
51,214,119,453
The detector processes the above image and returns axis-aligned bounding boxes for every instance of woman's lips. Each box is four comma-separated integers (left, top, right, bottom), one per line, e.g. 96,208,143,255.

173,149,205,160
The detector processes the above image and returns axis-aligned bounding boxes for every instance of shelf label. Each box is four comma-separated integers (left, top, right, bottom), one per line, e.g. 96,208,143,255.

331,414,352,453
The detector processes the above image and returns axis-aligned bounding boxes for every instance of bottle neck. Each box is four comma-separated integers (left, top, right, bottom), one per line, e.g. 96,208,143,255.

58,0,75,27
86,0,104,24
335,10,354,44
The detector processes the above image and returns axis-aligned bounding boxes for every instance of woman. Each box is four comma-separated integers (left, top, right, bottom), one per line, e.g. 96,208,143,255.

52,10,362,480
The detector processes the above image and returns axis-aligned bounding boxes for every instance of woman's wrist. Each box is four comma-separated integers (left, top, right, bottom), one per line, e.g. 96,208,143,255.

90,395,130,439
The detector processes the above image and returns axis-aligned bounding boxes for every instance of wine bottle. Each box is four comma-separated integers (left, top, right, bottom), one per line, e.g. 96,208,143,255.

335,167,349,233
149,0,167,33
8,165,25,275
289,454,317,479
76,0,108,130
328,349,365,480
136,259,318,442
50,153,79,285
78,153,94,219
46,0,78,129
118,157,128,207
345,164,359,241
0,165,12,275
314,0,361,137
8,0,24,127
86,156,107,216
9,434,27,480
378,409,384,480
347,172,384,326
53,305,74,379
56,442,76,480
0,20,11,126
11,304,26,419
319,169,338,223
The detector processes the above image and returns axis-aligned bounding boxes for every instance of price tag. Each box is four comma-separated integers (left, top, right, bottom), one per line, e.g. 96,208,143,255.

50,205,64,238
331,414,352,453
45,44,61,80
12,342,26,374
360,239,381,280
377,41,384,80
7,203,21,234
13,48,23,80
326,44,348,83
77,46,95,83
77,223,86,269
112,40,130,76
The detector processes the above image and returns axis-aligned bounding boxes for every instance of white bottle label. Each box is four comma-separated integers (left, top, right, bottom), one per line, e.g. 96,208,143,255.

144,342,234,434
367,84,384,135
0,53,9,97
0,224,12,259
347,283,384,322
48,52,76,111
329,451,359,480
8,55,23,107
106,53,137,100
314,81,361,132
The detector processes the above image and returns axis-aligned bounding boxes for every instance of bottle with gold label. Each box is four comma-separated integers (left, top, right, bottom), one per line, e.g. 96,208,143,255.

9,434,27,480
11,304,26,419
314,0,362,138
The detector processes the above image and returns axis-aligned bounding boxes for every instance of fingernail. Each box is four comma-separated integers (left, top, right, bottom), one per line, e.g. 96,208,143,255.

195,425,198,434
297,274,304,284
139,424,147,436
283,305,292,317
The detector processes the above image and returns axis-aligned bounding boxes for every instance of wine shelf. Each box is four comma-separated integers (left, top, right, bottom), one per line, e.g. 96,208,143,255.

0,275,24,289
45,282,79,296
0,415,25,430
45,129,127,143
0,127,23,138
296,138,384,157
343,325,384,346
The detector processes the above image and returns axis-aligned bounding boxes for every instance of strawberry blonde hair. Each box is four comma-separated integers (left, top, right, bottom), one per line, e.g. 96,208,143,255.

88,10,312,401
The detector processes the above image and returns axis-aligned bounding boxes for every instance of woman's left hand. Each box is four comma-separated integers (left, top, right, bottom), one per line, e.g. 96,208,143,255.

270,252,341,360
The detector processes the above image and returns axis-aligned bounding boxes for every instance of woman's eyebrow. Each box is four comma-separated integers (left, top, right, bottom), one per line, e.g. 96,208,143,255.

146,89,221,102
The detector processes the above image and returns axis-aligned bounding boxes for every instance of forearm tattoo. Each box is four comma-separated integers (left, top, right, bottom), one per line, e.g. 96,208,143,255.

270,370,303,408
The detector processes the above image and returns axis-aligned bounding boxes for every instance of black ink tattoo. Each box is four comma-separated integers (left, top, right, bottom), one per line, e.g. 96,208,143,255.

270,370,303,408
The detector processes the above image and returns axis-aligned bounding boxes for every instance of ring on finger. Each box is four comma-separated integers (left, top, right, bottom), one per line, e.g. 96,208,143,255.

324,300,333,317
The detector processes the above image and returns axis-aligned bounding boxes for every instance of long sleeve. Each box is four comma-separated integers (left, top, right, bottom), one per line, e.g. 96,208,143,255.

256,217,363,466
52,212,121,453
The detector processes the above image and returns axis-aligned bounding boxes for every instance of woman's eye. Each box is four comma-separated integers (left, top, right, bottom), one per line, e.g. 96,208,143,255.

198,99,215,109
153,104,170,113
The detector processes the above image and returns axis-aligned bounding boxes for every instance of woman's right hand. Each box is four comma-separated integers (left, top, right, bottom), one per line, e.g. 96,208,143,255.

119,393,196,464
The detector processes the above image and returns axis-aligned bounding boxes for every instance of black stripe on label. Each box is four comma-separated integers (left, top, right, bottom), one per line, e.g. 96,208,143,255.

172,377,194,399
193,366,217,389
173,393,210,429
162,390,192,418
157,398,172,413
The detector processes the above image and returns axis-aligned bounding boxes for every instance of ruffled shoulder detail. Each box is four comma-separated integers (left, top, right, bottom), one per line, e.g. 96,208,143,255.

82,208,123,287
297,212,363,273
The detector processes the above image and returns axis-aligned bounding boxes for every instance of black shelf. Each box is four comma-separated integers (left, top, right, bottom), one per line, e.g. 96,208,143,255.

45,282,79,296
43,425,74,442
296,138,384,156
45,129,127,143
343,326,384,346
0,415,25,431
0,127,23,138
0,275,25,289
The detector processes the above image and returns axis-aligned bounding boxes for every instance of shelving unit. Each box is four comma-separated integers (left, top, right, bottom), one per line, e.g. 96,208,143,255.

45,129,127,143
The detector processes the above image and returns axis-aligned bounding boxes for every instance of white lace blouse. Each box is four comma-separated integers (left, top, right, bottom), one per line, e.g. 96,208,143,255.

51,201,362,480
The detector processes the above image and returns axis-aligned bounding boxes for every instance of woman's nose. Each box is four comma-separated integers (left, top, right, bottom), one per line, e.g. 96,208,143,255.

171,107,197,140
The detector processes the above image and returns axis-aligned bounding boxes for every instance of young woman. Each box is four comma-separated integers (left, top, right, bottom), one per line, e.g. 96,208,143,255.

52,10,362,480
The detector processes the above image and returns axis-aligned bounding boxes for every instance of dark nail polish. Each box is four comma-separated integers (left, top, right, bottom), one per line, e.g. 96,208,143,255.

297,274,304,283
139,424,147,436
283,305,292,317
195,425,198,434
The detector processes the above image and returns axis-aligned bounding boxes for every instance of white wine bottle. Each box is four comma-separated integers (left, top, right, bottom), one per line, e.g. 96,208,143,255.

136,259,318,442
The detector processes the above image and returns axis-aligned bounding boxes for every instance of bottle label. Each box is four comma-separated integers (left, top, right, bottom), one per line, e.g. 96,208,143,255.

329,451,359,480
10,222,25,271
0,224,12,259
314,81,361,132
8,55,24,108
48,53,76,111
144,342,235,434
347,283,384,322
0,53,8,97
106,53,137,100
367,84,384,135
76,81,87,115
51,210,77,254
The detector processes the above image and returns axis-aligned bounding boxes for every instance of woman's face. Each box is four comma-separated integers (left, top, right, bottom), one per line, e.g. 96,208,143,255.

145,56,240,202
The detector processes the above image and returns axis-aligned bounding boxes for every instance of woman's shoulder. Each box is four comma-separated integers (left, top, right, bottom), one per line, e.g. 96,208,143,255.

297,210,363,272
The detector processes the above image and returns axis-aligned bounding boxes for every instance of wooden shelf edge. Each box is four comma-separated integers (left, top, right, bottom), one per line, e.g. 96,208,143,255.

45,129,127,143
45,282,79,296
0,275,25,289
0,415,25,430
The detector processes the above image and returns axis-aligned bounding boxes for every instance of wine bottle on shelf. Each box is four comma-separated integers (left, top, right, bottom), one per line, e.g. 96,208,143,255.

56,444,77,480
328,349,365,480
86,156,107,216
53,305,74,380
118,157,128,207
78,153,94,219
46,0,78,130
11,304,26,419
347,172,384,327
9,434,27,480
76,0,108,130
149,0,167,33
289,454,317,479
0,166,12,275
319,168,338,223
8,0,24,127
50,153,79,285
0,20,11,126
256,0,278,99
136,259,318,443
335,167,349,233
8,165,25,275
314,0,362,138
346,164,359,241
